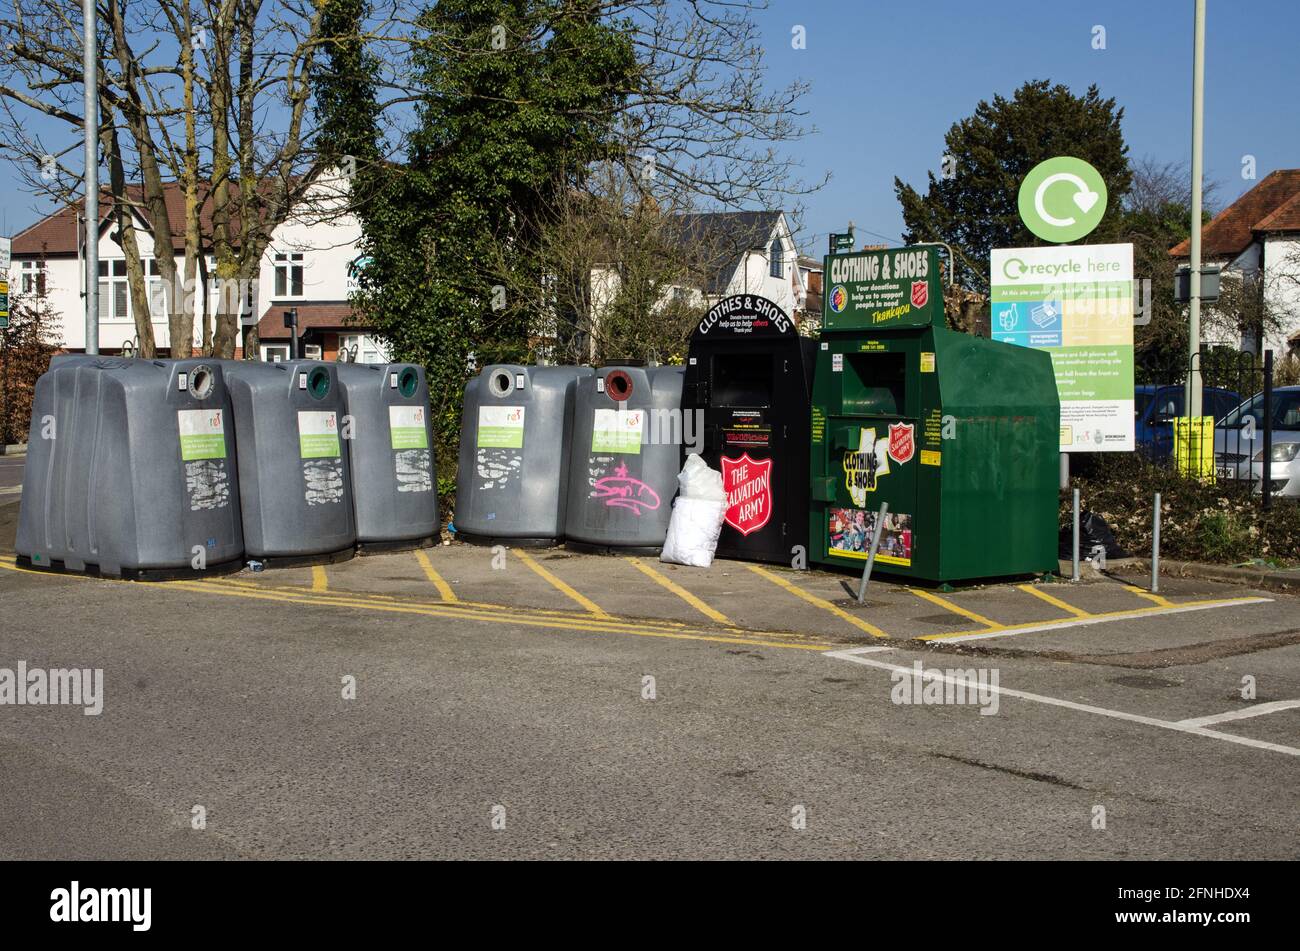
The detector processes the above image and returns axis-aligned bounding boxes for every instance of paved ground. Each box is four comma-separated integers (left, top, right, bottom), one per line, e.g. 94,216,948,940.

1,478,1297,859
0,453,24,492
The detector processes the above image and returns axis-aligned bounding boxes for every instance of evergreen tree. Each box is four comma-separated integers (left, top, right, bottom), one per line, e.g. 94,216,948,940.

895,80,1133,291
335,0,637,447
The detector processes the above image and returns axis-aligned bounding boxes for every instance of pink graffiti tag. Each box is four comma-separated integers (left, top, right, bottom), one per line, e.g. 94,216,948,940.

591,462,661,515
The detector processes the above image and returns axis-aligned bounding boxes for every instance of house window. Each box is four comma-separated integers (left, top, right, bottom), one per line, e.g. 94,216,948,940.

146,259,169,319
262,345,290,363
274,252,304,297
20,260,46,295
98,259,129,322
769,238,784,279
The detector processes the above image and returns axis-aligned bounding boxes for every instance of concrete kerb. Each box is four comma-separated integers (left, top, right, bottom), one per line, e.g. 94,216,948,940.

1125,557,1300,593
0,443,27,456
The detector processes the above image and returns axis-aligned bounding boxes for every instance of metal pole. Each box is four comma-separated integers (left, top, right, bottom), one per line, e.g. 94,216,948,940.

855,501,889,604
1059,452,1069,491
1263,349,1274,512
1151,491,1161,594
1071,488,1081,582
1186,0,1206,420
83,0,98,355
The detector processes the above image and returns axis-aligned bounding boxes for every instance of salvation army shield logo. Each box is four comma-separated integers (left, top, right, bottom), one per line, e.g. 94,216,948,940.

887,422,915,464
829,285,848,313
910,280,928,309
721,453,773,536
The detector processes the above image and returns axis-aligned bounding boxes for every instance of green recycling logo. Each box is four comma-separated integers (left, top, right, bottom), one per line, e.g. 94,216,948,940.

1017,157,1108,243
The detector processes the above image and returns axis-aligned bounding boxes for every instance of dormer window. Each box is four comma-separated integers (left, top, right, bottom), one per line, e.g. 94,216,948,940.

769,237,784,279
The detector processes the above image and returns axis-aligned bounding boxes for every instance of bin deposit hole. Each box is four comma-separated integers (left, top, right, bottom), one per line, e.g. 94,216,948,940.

605,370,633,402
398,367,420,398
190,366,215,399
307,367,331,400
489,370,513,397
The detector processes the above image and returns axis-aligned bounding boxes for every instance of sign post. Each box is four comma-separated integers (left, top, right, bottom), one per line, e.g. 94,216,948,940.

0,237,10,331
284,308,299,360
1003,156,1129,484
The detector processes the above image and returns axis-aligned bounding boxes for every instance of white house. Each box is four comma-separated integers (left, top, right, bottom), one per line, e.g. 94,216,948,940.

5,169,389,362
586,210,807,354
1171,168,1300,359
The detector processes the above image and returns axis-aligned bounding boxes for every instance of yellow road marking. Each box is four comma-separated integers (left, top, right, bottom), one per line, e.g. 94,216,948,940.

0,556,830,649
746,564,888,638
1017,583,1091,618
311,565,329,592
162,578,833,652
414,549,458,603
1124,584,1173,607
909,588,1000,629
918,596,1269,641
626,558,735,627
513,549,610,618
209,575,665,625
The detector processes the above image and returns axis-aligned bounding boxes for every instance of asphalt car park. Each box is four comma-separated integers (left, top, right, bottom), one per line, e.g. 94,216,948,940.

1,490,1298,859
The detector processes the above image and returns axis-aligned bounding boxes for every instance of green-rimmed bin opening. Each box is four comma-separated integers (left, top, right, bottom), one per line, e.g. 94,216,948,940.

307,367,331,400
398,367,419,398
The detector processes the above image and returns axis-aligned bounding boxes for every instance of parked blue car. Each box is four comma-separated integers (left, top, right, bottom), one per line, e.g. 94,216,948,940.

1135,384,1242,459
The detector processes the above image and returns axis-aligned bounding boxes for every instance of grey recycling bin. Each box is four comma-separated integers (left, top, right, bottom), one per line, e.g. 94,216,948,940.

336,361,438,550
221,360,356,565
16,356,244,579
563,365,685,554
454,364,592,546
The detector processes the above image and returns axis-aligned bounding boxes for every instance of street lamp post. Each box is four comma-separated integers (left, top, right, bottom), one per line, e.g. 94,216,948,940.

1186,0,1206,420
83,0,98,355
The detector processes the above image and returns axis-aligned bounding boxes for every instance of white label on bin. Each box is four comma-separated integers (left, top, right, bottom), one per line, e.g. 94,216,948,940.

178,372,188,391
389,371,398,388
477,405,525,448
298,411,341,458
832,353,843,372
515,372,525,389
298,372,308,390
178,409,226,460
389,405,429,450
596,378,604,393
592,408,643,454
688,357,697,365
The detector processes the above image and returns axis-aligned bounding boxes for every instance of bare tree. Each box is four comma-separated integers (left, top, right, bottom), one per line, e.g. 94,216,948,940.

0,0,362,357
1125,155,1221,217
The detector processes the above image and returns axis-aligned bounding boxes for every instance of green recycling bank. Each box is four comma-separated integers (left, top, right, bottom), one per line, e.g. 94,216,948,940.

810,246,1060,583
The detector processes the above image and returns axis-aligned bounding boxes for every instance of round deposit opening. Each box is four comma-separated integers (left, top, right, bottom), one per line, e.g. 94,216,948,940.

398,367,420,398
307,367,331,400
488,369,513,397
605,370,633,402
189,365,215,400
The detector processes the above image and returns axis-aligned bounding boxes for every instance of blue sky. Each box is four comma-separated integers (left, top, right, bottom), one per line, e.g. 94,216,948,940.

751,0,1300,252
3,0,1297,248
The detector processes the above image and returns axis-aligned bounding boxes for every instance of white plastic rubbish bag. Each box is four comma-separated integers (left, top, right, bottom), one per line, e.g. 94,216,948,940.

660,454,727,567
677,452,726,501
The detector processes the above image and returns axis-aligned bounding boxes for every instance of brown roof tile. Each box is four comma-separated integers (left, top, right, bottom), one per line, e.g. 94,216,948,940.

1170,168,1300,258
1253,189,1300,232
256,301,364,339
11,179,294,256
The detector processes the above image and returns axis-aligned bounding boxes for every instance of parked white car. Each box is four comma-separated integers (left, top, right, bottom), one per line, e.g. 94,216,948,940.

1215,386,1300,497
